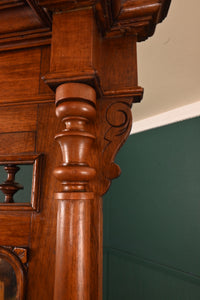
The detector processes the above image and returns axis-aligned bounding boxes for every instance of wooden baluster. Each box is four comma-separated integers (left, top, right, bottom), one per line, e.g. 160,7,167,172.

0,165,23,203
53,83,96,300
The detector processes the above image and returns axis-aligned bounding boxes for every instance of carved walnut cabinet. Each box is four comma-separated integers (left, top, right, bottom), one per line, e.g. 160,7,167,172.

0,0,171,299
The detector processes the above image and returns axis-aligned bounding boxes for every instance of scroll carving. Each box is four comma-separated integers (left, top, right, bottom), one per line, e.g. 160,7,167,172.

98,98,133,194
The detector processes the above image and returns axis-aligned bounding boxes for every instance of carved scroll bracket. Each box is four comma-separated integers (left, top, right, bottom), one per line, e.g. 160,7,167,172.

96,94,141,196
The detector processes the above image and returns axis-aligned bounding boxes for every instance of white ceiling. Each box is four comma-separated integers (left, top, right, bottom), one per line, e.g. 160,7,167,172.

133,0,200,122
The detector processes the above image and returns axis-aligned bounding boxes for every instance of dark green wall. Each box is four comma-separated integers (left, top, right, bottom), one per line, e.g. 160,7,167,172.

103,116,200,299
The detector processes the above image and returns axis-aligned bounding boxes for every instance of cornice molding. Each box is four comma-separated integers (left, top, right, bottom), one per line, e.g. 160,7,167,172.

38,0,171,41
0,0,171,51
96,0,171,41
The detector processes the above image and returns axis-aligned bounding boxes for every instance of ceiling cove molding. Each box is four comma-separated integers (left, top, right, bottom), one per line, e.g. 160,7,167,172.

131,101,200,134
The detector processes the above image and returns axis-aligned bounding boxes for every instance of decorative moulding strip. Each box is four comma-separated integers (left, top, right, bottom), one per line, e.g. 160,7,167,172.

0,30,51,52
131,101,200,135
43,71,143,100
0,94,54,107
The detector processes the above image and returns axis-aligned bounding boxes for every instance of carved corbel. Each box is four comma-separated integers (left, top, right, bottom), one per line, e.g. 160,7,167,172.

96,97,140,195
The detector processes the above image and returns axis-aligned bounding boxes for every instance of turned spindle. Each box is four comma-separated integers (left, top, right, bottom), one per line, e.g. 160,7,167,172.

0,165,23,203
53,83,96,300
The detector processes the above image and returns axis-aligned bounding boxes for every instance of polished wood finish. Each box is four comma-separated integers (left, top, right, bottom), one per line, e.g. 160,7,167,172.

53,83,96,299
0,132,36,155
44,9,144,299
0,214,31,246
0,1,171,299
0,105,37,133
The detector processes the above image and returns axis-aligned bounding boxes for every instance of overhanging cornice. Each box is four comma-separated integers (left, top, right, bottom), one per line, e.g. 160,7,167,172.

38,0,171,41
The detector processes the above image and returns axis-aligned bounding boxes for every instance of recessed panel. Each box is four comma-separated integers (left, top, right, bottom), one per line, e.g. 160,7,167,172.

0,105,37,133
0,48,41,100
0,132,36,155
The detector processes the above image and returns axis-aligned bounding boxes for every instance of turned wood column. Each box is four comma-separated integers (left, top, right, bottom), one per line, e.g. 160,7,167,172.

53,83,96,300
